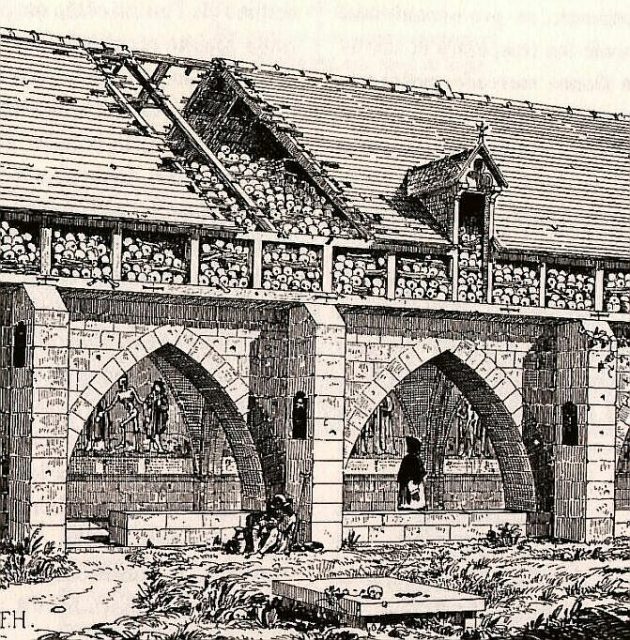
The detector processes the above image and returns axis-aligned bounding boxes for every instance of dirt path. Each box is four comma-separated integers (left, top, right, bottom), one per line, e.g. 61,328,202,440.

2,552,146,640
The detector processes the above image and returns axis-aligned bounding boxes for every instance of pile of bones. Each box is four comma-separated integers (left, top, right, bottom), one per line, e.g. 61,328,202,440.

51,229,111,280
185,145,356,238
334,252,387,297
545,267,594,310
492,261,540,306
395,255,451,300
0,220,39,273
121,234,188,284
199,238,251,289
604,271,630,313
457,225,485,303
261,242,323,292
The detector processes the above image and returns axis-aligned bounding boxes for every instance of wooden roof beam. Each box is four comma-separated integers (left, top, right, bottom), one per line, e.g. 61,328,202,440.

133,61,170,111
93,47,215,71
104,77,154,135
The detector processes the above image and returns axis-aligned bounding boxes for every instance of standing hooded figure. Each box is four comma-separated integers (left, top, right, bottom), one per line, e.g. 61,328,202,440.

397,436,427,510
144,380,169,453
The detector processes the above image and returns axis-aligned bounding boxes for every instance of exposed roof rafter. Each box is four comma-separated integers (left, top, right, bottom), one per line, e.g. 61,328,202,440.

133,61,171,111
122,56,274,232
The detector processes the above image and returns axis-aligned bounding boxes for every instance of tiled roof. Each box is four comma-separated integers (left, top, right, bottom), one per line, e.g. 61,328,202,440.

219,61,630,259
405,149,473,196
0,36,234,231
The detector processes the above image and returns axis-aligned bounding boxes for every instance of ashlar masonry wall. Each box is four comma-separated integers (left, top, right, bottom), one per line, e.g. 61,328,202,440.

342,311,537,520
9,285,70,544
2,283,626,548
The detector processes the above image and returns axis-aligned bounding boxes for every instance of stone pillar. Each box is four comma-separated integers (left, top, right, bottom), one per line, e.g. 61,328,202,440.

553,320,617,542
9,285,69,547
286,303,345,549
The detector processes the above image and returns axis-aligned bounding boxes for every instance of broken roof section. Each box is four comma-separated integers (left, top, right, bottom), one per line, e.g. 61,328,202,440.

3,27,630,259
0,35,236,231
210,59,630,259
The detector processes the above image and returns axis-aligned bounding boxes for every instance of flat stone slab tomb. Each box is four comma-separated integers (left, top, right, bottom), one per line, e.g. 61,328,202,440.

272,577,485,630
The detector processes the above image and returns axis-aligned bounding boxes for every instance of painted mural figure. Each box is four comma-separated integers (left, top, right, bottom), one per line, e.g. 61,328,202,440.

359,395,397,456
456,400,476,457
377,395,395,455
107,375,144,452
144,380,169,453
397,436,427,510
84,399,111,453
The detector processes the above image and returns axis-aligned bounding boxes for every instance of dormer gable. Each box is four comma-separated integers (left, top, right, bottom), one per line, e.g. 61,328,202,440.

405,142,508,199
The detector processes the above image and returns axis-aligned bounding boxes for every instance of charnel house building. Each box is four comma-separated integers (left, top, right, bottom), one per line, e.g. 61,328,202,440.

1,27,629,550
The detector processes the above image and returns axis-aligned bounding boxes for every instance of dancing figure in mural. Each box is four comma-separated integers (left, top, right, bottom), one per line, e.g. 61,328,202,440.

144,380,170,453
84,399,111,453
106,375,144,452
397,436,427,510
456,400,473,457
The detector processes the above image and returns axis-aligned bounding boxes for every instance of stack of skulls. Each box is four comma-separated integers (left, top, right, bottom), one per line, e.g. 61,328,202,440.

261,243,322,292
184,160,258,232
218,145,355,238
395,255,451,300
545,267,595,310
604,271,630,313
333,252,387,297
492,262,540,307
121,235,188,284
51,229,112,280
199,238,251,289
457,225,485,303
0,220,39,273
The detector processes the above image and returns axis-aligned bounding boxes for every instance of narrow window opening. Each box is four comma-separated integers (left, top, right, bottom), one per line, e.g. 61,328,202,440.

562,401,579,446
12,322,27,368
292,392,308,439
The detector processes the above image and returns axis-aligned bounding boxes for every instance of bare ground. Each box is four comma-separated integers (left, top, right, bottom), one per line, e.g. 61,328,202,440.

2,551,146,640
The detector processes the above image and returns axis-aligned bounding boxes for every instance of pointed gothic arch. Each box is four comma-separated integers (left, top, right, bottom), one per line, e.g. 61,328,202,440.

345,338,535,511
67,326,266,510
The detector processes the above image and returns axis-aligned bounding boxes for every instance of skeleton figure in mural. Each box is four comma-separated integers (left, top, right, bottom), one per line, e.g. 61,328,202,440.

144,380,170,453
397,436,427,510
84,399,111,453
106,375,144,452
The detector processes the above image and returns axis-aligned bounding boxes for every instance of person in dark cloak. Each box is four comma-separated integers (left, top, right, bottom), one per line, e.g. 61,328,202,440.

397,436,427,510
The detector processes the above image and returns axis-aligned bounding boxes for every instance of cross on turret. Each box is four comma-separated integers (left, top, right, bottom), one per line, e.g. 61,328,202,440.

476,120,489,143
